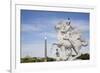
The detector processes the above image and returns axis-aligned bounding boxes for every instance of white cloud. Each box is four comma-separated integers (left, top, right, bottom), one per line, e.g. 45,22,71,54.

71,20,89,33
39,32,57,39
21,43,44,58
21,42,54,58
21,24,42,32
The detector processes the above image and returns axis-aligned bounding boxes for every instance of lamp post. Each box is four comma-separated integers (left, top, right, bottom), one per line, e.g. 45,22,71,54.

44,36,47,62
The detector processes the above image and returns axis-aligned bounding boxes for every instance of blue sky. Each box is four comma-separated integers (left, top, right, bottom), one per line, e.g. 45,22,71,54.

21,10,90,58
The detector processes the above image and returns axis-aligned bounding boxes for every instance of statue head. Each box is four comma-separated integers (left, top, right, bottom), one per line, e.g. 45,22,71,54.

66,18,71,25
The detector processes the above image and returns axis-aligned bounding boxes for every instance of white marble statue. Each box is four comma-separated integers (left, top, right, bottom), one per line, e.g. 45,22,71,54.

51,18,88,61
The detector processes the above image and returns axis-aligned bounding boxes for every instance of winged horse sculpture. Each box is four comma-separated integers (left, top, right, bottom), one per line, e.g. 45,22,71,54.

51,18,88,61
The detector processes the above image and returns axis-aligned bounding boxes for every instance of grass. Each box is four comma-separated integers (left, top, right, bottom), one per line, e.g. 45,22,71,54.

76,53,90,60
21,53,90,63
21,57,56,63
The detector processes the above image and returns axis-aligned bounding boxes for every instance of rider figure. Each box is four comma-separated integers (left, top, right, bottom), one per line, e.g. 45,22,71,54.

55,18,72,45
